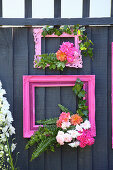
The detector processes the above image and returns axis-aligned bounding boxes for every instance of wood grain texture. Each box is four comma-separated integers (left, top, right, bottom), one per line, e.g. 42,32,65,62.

77,26,92,170
83,0,90,17
1,17,113,26
13,28,28,169
0,26,113,170
28,27,45,170
25,0,32,18
107,27,113,170
91,27,108,170
45,37,61,170
54,0,61,18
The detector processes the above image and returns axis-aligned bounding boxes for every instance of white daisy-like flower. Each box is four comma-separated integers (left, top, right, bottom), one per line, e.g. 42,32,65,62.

80,120,91,130
68,141,80,148
67,130,80,138
76,124,83,132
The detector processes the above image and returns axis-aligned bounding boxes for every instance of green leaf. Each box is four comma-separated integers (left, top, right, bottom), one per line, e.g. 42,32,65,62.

31,137,56,161
58,104,74,115
78,90,86,98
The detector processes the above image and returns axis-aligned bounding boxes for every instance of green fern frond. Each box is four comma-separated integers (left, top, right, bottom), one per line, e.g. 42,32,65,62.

36,117,58,125
58,104,74,115
31,137,56,161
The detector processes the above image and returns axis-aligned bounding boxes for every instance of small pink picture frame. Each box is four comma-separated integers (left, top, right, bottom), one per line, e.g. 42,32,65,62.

23,75,95,138
33,28,83,68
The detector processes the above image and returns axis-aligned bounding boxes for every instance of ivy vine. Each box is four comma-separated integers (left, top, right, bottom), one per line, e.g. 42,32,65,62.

42,25,93,59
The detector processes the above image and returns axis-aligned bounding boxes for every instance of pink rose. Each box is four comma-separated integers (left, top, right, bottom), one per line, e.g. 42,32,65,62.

64,133,72,142
56,135,64,145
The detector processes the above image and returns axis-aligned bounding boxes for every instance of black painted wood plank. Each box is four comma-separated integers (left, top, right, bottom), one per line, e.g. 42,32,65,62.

111,0,113,17
25,0,32,18
91,27,108,170
77,27,92,170
45,37,61,170
60,37,77,170
1,17,113,26
28,28,45,170
107,26,113,170
83,0,90,17
61,86,77,170
54,0,61,18
0,0,2,17
13,28,29,170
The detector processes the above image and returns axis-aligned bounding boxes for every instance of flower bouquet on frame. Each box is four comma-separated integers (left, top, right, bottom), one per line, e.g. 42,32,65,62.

25,79,96,161
34,25,94,71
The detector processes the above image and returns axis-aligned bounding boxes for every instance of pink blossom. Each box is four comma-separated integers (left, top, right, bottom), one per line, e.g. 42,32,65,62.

77,129,95,148
59,41,79,63
64,133,72,142
56,135,64,145
61,121,71,129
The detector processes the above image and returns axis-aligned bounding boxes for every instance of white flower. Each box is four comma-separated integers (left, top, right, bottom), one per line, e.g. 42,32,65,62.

2,126,8,133
6,113,13,124
1,134,6,142
57,131,64,136
76,124,83,132
61,121,71,129
5,132,9,137
11,143,16,152
4,145,8,152
0,81,2,88
67,130,80,138
9,125,15,135
80,120,91,130
0,151,4,157
0,144,3,151
0,114,5,124
7,158,9,162
68,141,80,148
0,89,6,97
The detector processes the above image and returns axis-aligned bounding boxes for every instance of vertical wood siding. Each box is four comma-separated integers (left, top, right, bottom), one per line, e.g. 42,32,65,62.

0,26,112,170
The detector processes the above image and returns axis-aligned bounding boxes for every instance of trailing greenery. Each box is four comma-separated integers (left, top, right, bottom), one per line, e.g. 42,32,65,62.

35,53,66,71
25,79,89,160
42,25,93,59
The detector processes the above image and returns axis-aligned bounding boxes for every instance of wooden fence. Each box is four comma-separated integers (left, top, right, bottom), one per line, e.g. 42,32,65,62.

0,26,112,170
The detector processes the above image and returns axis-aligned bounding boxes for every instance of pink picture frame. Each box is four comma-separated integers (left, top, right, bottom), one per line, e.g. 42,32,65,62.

23,75,95,138
33,28,83,68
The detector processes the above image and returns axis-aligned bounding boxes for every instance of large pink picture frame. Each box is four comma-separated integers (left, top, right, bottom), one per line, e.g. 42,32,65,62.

23,75,95,138
33,28,83,68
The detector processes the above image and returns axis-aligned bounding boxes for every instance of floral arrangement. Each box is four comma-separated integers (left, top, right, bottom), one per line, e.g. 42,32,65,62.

25,79,96,161
0,81,18,170
34,25,93,71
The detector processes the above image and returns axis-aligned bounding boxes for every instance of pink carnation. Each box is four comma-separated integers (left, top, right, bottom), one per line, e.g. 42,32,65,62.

59,41,79,63
56,112,70,128
59,112,70,123
77,129,95,148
